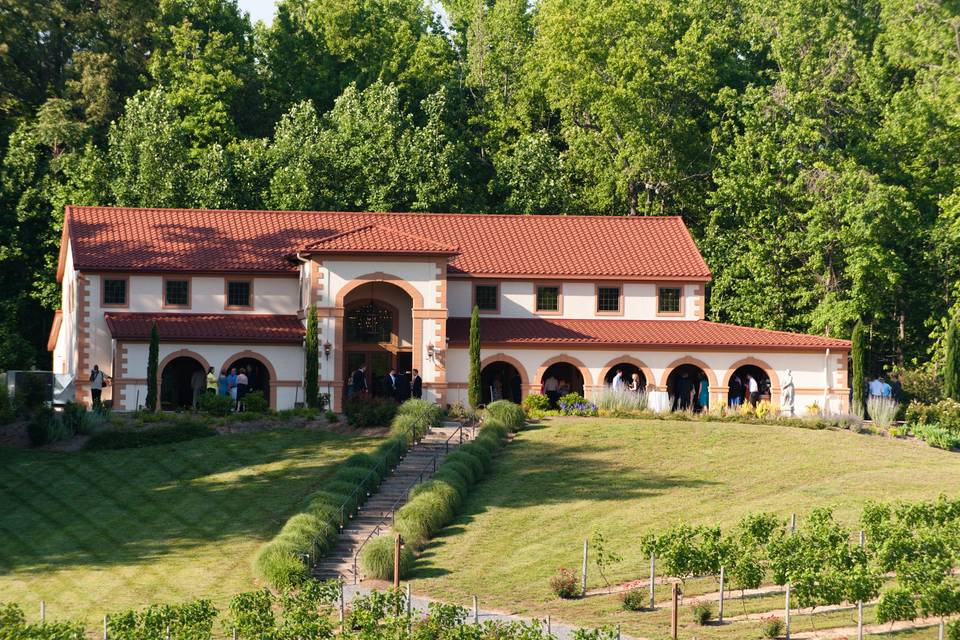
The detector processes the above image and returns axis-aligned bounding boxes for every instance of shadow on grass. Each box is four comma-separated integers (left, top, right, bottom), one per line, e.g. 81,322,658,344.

0,428,378,575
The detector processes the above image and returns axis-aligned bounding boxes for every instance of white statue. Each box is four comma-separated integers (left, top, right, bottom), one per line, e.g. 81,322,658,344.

783,369,796,416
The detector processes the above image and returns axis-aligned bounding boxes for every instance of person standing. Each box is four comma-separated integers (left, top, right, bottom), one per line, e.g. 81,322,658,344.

89,365,108,410
629,373,641,393
351,365,367,397
544,374,559,407
227,367,239,406
747,374,760,406
868,376,884,398
698,374,710,412
236,367,249,411
205,367,217,395
728,375,743,408
218,369,228,396
611,369,624,391
385,368,400,402
190,367,205,409
675,372,694,411
411,369,422,399
890,373,903,403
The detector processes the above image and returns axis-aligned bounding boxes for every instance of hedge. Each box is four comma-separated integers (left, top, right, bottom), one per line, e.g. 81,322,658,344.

444,450,485,481
253,398,444,589
484,400,526,432
86,422,217,450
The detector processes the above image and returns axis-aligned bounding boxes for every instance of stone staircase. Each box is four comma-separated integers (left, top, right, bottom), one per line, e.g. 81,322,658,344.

313,422,473,583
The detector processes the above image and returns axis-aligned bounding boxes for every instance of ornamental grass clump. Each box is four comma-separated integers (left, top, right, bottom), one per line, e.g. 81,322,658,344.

358,536,415,581
866,396,899,429
484,399,526,431
596,386,649,413
444,450,484,481
459,441,493,471
332,465,380,494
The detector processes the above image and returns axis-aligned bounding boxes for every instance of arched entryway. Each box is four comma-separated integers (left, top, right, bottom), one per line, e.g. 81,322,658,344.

666,364,710,412
225,354,272,407
726,362,774,406
540,361,585,407
160,355,206,411
481,361,523,404
340,279,415,402
603,362,649,391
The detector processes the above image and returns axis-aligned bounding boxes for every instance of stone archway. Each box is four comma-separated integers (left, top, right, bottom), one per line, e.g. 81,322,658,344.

480,354,529,404
659,356,718,390
723,357,781,406
660,356,718,412
600,355,655,392
223,350,279,409
158,349,210,411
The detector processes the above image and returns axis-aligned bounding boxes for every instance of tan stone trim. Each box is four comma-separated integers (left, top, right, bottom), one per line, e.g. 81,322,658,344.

47,310,63,351
659,355,718,390
156,349,211,411
314,307,345,318
222,350,281,409
101,275,130,308
162,275,192,310
412,309,447,319
656,283,686,317
56,218,70,283
435,259,447,310
534,282,563,315
75,275,91,406
224,278,254,310
692,283,705,320
480,353,530,388
595,283,624,316
335,272,425,308
720,356,782,406
534,354,594,388
598,355,655,389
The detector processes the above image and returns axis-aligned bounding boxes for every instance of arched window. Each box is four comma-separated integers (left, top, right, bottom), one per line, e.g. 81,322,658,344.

345,302,394,344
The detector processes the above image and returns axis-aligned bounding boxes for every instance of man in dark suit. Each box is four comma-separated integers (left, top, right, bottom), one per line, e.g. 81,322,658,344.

385,368,401,401
411,369,422,399
351,365,368,396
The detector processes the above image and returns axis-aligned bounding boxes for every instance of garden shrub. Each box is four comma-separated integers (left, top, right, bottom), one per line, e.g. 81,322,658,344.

0,385,13,425
85,422,216,450
343,451,380,471
896,366,943,405
227,590,276,639
549,567,580,599
907,398,960,432
107,599,217,640
430,469,469,501
243,390,269,413
304,489,351,516
397,398,443,427
332,465,380,494
444,450,484,482
438,459,476,486
253,511,340,589
27,406,71,446
485,399,526,431
758,616,784,639
948,620,960,640
691,602,713,625
478,420,509,445
459,441,492,471
60,401,85,435
866,396,899,428
375,435,408,468
912,423,960,450
470,434,500,456
197,392,233,416
325,409,339,422
558,393,598,416
358,535,414,580
410,479,461,511
344,395,398,427
323,480,362,510
15,372,48,413
876,586,917,624
522,393,550,413
621,589,646,611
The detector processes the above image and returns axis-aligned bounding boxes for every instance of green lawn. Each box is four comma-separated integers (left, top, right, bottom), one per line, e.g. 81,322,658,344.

0,427,380,626
409,418,960,638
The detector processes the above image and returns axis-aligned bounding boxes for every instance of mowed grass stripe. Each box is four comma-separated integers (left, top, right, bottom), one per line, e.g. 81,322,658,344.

0,427,381,624
410,418,960,637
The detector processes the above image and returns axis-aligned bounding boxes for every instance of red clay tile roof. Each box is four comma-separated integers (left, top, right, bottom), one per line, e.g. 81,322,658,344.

447,317,850,350
304,224,460,255
104,313,304,344
63,206,711,280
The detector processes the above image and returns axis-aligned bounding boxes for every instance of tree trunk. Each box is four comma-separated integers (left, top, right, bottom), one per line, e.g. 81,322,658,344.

627,179,639,216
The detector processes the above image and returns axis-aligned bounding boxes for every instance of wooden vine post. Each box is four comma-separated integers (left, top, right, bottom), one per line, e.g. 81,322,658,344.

393,534,402,589
671,583,679,640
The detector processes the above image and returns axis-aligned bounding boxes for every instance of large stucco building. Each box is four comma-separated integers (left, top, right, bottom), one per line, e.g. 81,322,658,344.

49,206,850,413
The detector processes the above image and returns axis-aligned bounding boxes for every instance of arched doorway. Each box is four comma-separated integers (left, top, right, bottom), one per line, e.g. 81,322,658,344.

541,362,585,407
603,363,647,390
226,356,271,406
341,281,414,402
728,364,772,406
161,356,205,411
481,361,523,404
666,364,709,412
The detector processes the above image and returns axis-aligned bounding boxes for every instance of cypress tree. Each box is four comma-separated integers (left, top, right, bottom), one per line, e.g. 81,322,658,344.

945,315,960,401
467,305,482,408
851,319,866,416
145,321,159,411
305,304,320,408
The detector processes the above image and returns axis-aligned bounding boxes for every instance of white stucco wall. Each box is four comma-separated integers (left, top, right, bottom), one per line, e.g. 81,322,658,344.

115,275,299,314
53,245,78,376
444,346,849,415
447,280,703,320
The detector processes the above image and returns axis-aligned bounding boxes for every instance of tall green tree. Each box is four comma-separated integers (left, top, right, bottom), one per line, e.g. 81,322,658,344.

304,305,320,408
145,322,160,411
467,305,482,408
852,320,867,416
944,315,960,402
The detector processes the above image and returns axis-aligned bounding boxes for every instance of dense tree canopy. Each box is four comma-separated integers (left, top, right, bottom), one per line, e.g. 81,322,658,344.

1,0,957,372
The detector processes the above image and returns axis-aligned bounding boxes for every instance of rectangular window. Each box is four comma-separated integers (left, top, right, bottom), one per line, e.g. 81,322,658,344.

536,285,561,312
597,286,621,313
165,279,189,307
102,279,127,306
226,280,252,308
475,284,498,312
658,286,682,314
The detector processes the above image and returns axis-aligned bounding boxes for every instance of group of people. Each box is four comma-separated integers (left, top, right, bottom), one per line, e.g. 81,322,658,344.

542,374,575,407
727,373,762,408
348,365,422,403
610,369,645,393
671,370,711,412
192,365,257,411
867,374,901,402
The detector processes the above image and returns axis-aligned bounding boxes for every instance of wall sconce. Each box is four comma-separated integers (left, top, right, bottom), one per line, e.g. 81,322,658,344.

427,343,435,360
323,341,332,360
